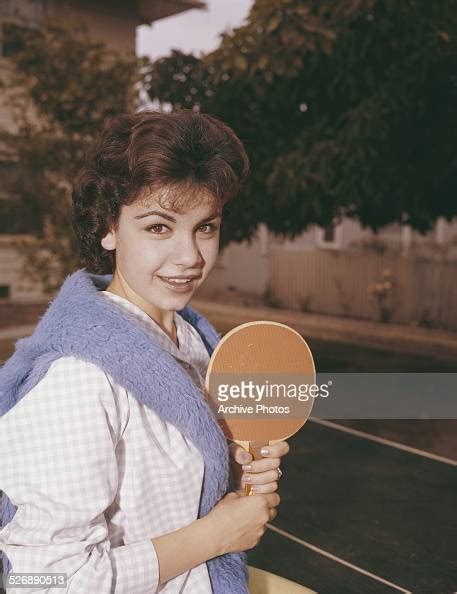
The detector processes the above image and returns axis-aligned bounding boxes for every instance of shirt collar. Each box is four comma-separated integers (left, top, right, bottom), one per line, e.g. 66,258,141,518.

99,290,208,374
101,288,178,341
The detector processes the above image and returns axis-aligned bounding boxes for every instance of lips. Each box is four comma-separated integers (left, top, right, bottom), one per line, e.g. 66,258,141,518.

160,277,193,285
160,275,200,282
157,275,200,293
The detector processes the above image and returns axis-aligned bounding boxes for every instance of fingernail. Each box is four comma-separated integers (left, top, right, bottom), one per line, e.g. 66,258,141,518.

242,453,252,463
242,464,252,471
260,447,270,456
242,474,251,483
251,486,260,493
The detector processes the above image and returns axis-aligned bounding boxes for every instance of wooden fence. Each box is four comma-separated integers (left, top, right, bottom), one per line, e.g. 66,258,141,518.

268,248,457,331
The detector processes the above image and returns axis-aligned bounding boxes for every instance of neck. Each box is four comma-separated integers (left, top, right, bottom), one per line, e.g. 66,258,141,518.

106,272,177,342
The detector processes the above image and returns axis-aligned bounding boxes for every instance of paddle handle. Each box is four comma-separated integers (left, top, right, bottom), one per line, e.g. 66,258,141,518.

244,441,270,497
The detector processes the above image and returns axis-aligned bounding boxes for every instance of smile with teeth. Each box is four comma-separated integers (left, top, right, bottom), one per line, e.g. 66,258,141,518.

158,276,197,287
158,276,196,293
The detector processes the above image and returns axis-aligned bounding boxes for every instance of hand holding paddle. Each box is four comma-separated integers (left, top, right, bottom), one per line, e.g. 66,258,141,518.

229,440,290,495
205,321,316,496
204,491,280,555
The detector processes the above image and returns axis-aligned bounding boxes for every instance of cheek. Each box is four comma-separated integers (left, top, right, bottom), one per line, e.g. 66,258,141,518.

116,232,153,271
201,237,220,268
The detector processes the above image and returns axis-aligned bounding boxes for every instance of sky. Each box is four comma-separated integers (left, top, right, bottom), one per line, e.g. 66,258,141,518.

136,0,254,61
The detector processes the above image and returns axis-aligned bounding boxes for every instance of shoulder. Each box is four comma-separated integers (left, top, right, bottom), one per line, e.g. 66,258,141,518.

43,354,109,377
32,356,113,398
7,356,129,442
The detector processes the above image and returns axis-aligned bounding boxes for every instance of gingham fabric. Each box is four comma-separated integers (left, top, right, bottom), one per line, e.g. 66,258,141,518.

0,290,213,593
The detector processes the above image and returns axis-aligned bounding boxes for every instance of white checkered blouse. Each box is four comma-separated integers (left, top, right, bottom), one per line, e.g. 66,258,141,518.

0,290,215,593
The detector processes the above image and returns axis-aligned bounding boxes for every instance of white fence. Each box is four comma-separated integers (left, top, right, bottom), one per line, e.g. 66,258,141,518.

0,239,46,301
268,248,457,331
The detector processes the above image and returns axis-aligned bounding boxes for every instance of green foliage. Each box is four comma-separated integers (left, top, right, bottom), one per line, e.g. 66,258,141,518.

3,2,456,290
145,0,457,242
1,23,143,292
144,50,208,111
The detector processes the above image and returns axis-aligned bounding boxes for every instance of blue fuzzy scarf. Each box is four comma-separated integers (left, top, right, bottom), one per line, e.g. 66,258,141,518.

0,269,249,592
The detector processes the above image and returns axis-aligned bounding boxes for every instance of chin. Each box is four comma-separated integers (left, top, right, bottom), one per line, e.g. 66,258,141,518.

159,292,194,306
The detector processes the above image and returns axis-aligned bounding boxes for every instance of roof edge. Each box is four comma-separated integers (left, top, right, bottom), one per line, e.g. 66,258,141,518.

137,1,207,24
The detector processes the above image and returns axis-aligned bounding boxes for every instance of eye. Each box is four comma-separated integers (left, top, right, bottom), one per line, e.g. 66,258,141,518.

145,223,169,234
198,223,219,233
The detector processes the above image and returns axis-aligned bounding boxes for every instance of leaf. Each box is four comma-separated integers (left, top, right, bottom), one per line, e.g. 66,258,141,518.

319,28,337,41
296,6,311,17
234,53,248,71
266,14,282,35
280,27,304,48
320,37,334,55
257,54,270,71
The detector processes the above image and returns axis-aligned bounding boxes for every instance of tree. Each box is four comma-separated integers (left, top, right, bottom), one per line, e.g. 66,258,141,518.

145,0,457,243
0,23,145,292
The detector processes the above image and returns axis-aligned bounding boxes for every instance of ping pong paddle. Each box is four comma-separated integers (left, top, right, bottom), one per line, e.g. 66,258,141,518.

205,321,315,496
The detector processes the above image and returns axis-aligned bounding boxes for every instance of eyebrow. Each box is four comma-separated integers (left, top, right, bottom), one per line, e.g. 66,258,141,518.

134,209,222,224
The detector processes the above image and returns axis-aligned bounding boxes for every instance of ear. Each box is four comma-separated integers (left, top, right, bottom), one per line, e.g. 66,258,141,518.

101,229,116,251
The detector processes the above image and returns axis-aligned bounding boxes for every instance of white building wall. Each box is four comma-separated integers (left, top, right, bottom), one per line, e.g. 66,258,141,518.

202,216,457,298
203,224,269,294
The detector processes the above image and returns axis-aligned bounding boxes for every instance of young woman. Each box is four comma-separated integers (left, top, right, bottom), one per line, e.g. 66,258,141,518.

0,110,289,593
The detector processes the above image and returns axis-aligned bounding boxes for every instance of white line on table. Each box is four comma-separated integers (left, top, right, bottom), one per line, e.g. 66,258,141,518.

267,523,413,594
309,417,457,466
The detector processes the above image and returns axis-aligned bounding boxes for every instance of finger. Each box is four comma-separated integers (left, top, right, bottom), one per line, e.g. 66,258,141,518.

229,442,253,465
259,441,290,458
242,457,281,474
246,481,278,494
269,507,278,521
227,490,242,499
241,469,280,486
259,492,280,508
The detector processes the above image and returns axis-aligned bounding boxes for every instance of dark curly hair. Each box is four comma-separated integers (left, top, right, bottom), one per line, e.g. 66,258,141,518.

71,110,250,274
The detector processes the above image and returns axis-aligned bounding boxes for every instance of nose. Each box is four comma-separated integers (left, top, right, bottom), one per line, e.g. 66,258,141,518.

170,233,204,269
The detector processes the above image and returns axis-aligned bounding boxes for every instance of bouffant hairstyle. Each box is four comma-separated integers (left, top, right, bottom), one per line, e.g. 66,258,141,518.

71,110,250,274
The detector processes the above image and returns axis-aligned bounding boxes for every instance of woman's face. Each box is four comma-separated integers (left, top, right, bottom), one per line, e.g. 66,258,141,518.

101,188,222,324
